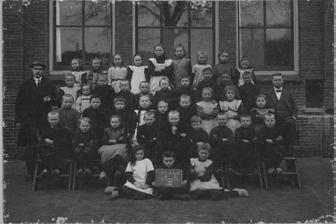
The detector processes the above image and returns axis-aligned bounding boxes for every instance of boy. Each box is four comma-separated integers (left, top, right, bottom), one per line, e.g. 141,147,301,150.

153,151,189,200
92,74,114,112
174,75,195,103
233,115,257,173
58,94,81,134
154,78,175,106
258,113,284,174
136,111,159,163
135,81,154,107
156,100,170,134
250,94,274,134
209,112,234,169
115,80,137,110
238,71,259,112
266,73,297,157
177,94,196,130
82,95,108,142
39,111,72,179
215,73,233,100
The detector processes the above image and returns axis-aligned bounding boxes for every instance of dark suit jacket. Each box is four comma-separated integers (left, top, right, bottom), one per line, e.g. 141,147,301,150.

266,87,297,121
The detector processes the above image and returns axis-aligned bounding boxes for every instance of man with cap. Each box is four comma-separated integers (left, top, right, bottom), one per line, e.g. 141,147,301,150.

15,60,59,180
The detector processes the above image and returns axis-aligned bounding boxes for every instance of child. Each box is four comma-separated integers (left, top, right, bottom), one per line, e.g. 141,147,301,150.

188,142,222,200
148,44,174,93
238,71,259,112
136,94,154,127
153,150,189,200
75,84,92,114
108,54,127,93
82,57,103,87
177,94,196,130
154,78,175,106
195,67,217,100
215,72,234,101
98,115,129,193
192,50,212,89
233,115,257,172
70,58,87,86
209,112,234,169
233,56,256,87
196,87,219,134
59,73,81,109
156,100,170,133
72,117,98,177
266,73,297,157
82,95,108,142
188,115,209,157
127,54,149,95
39,111,72,179
58,94,81,134
110,97,137,140
123,145,155,199
115,80,137,111
174,75,195,103
92,74,114,112
258,113,284,174
172,44,192,89
250,94,274,134
219,85,244,134
134,81,154,108
136,111,159,163
214,50,234,80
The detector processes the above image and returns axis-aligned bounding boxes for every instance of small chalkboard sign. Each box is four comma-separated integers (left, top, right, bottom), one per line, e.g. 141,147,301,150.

155,169,183,188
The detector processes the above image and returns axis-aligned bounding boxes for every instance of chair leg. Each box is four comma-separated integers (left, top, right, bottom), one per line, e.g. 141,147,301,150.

68,161,73,191
32,161,39,192
72,161,77,192
257,162,263,188
296,173,302,188
261,162,268,189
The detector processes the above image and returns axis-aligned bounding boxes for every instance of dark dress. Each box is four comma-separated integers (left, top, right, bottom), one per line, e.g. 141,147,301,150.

234,126,257,171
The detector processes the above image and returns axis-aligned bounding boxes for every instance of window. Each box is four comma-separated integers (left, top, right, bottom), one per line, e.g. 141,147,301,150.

54,0,112,69
136,1,215,65
238,0,295,71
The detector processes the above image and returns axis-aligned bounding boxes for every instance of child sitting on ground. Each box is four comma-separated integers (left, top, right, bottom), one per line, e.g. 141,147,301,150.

136,111,159,163
39,111,73,180
258,113,284,174
152,150,189,200
72,117,98,178
98,115,129,196
58,94,80,135
196,87,219,134
177,94,196,131
233,115,257,173
122,145,155,200
59,73,81,109
76,84,92,114
238,71,259,112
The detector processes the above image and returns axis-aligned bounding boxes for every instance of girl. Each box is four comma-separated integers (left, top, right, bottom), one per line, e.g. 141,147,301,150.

76,84,92,114
82,57,103,87
148,44,174,93
73,117,98,177
98,115,129,195
192,51,212,90
154,78,174,106
92,74,114,112
70,58,87,87
233,56,256,87
172,44,192,90
196,87,219,134
213,50,234,82
123,145,155,199
59,73,81,109
127,54,149,95
219,85,244,134
108,54,127,93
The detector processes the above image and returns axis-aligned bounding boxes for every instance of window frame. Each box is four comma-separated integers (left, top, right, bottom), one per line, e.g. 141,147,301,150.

49,0,115,72
134,1,217,65
236,0,299,75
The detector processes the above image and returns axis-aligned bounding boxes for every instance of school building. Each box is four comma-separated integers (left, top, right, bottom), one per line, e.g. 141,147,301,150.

3,0,334,156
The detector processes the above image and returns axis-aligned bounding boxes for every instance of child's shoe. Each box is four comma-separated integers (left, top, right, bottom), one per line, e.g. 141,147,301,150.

110,190,119,200
99,171,107,180
233,188,249,197
275,167,283,174
267,168,275,174
104,186,117,195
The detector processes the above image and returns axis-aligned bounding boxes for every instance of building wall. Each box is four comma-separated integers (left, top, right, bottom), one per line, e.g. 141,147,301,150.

2,0,333,156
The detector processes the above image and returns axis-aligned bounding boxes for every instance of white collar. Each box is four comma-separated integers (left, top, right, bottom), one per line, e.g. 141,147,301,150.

274,87,282,91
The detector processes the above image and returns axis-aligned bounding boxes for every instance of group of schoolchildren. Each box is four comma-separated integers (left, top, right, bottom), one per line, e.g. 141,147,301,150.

38,43,297,200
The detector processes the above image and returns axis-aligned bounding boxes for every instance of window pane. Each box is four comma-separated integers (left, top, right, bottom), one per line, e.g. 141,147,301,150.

240,29,264,69
190,2,213,27
138,2,160,27
55,27,82,66
84,1,111,26
265,29,293,68
56,0,82,26
190,29,213,65
162,29,188,58
138,28,160,62
266,0,292,26
84,27,111,67
240,1,263,26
